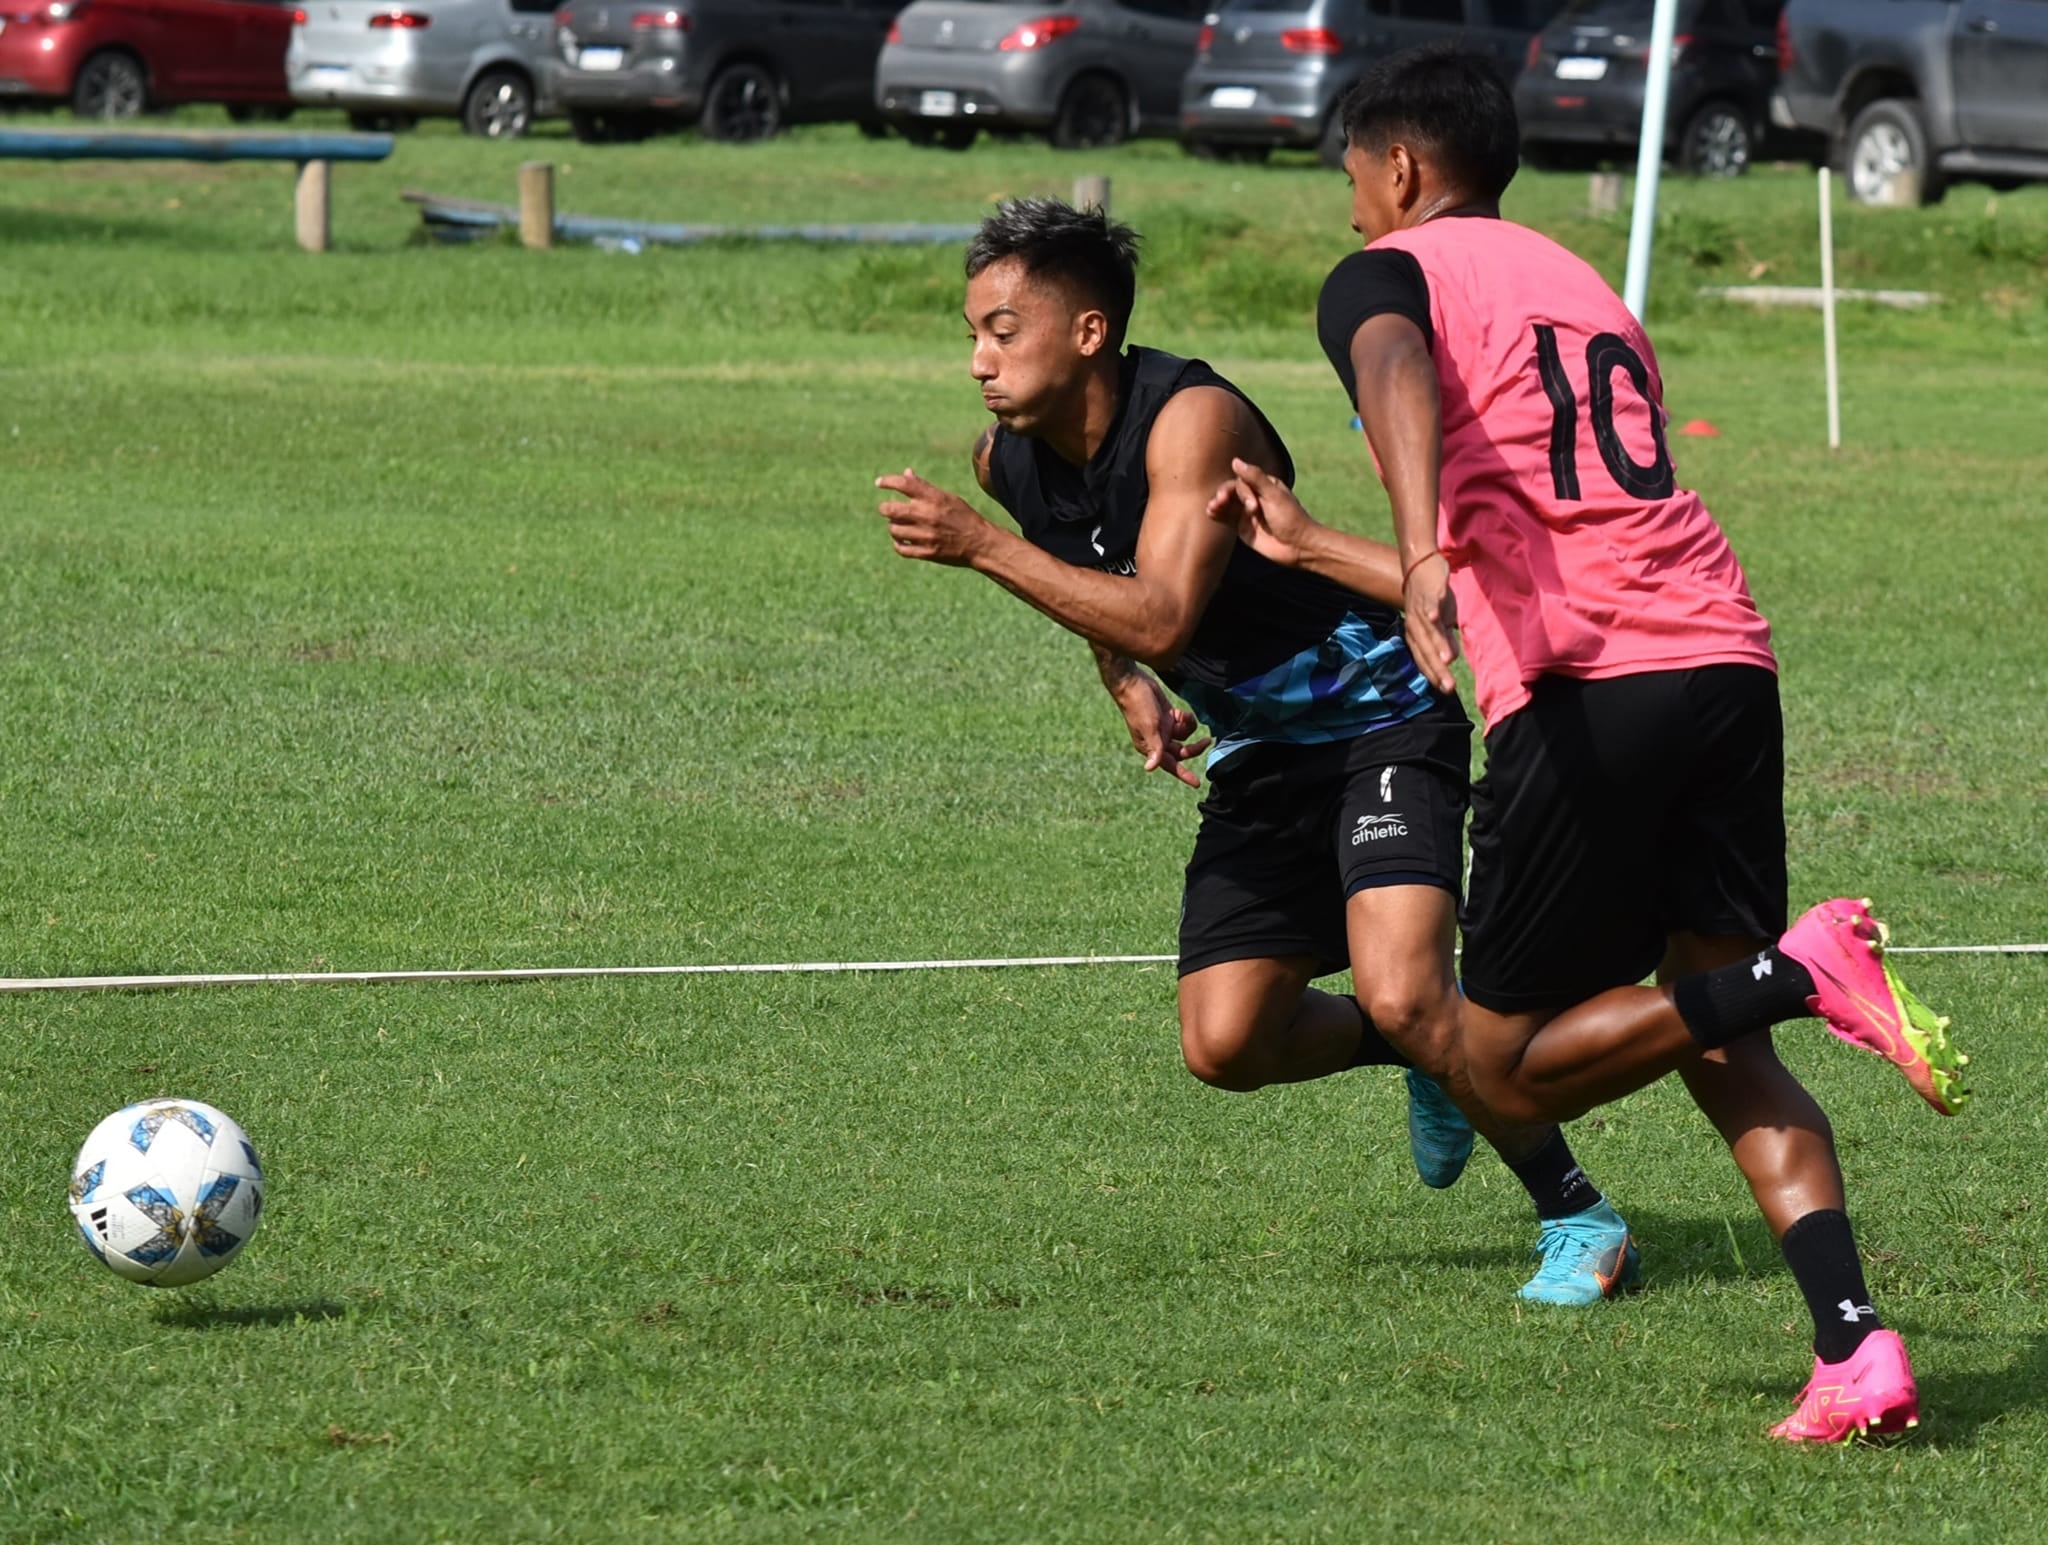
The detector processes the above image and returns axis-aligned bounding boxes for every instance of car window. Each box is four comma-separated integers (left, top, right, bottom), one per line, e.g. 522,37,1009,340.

508,0,556,12
1122,0,1207,16
1739,0,1784,25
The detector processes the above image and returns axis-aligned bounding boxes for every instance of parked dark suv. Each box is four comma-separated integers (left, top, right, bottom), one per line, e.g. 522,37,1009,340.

1775,0,2048,207
1516,0,1806,176
1182,0,1569,165
547,0,900,143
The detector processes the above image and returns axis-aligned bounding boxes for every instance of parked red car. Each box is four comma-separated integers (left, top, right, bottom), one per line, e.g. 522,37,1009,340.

0,0,296,119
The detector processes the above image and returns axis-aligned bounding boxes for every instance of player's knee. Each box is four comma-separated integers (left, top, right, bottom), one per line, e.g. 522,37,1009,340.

1178,1014,1266,1092
1478,1079,1553,1129
1358,983,1457,1077
1465,1052,1553,1128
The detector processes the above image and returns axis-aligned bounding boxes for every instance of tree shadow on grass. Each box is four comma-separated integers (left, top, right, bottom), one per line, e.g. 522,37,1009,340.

151,1299,350,1331
0,206,268,253
1879,1326,2048,1447
1612,1208,1785,1288
1354,1206,1780,1287
1702,1326,2048,1447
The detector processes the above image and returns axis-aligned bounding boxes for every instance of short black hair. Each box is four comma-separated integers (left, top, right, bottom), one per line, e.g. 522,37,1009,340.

1339,44,1520,202
965,197,1141,348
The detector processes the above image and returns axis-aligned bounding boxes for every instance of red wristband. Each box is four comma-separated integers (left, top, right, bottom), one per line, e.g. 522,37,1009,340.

1401,549,1443,588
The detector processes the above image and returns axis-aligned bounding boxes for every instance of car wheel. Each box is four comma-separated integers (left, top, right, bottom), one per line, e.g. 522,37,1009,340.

857,118,890,141
72,51,147,120
1846,98,1945,207
1050,74,1127,150
701,61,783,143
226,103,293,124
463,69,533,139
901,121,977,151
1678,99,1753,178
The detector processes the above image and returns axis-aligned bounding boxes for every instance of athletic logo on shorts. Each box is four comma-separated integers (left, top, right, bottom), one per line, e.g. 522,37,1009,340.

1351,812,1409,846
1380,766,1395,802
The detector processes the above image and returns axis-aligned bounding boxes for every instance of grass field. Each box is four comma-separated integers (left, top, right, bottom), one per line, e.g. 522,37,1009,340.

2,115,2045,1541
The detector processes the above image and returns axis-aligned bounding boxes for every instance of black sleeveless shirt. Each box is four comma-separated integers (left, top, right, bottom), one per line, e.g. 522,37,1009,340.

982,348,1439,766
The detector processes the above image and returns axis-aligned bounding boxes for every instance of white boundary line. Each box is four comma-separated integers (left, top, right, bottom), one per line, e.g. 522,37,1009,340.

0,954,1180,995
1889,944,2047,956
0,945,2039,995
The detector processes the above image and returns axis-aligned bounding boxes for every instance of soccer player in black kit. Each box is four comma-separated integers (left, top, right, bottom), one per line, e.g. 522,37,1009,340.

873,198,1640,1304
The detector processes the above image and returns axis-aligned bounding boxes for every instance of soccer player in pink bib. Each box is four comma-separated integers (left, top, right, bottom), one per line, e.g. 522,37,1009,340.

1210,44,1968,1442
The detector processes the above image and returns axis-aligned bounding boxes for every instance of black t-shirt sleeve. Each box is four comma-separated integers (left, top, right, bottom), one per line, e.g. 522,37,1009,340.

1316,249,1434,409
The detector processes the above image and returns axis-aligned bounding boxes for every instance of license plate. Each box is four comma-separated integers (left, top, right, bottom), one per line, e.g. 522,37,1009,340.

579,46,625,71
1555,56,1608,81
305,65,350,89
1208,86,1257,110
918,90,958,117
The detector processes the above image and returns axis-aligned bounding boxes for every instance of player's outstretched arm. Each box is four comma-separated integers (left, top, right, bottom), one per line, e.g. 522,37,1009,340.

1349,313,1458,695
1091,642,1211,789
1207,460,1403,607
874,387,1253,669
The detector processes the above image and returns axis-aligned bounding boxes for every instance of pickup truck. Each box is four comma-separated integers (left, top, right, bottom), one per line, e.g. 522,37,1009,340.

1773,0,2048,205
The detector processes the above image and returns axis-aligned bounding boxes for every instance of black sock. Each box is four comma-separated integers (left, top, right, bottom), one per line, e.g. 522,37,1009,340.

1505,1130,1604,1220
1781,1209,1882,1363
1344,999,1411,1070
1671,947,1817,1051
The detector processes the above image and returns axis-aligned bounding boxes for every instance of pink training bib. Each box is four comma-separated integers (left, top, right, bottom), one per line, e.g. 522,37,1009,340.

1369,217,1776,731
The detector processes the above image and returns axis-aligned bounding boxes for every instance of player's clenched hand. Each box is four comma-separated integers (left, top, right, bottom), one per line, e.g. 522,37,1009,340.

1403,554,1460,696
875,468,992,566
1111,670,1211,790
1205,457,1317,569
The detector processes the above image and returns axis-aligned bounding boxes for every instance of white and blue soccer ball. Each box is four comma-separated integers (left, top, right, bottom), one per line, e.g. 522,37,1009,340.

68,1099,265,1287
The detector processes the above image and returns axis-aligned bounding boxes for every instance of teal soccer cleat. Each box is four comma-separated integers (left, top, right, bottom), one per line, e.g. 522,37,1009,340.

1404,1069,1475,1189
1518,1199,1641,1305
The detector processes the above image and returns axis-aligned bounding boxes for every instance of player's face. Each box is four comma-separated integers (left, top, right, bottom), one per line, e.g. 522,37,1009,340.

964,258,1105,437
1343,142,1402,246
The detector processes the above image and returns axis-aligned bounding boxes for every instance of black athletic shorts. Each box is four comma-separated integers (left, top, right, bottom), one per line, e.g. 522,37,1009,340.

1178,703,1471,978
1460,664,1788,1015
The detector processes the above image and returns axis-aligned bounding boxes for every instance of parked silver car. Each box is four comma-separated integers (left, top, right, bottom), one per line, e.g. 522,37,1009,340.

548,0,900,144
1182,0,1567,164
287,0,560,136
876,0,1209,150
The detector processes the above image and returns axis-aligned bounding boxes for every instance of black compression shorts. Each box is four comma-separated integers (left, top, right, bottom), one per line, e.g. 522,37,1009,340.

1460,664,1788,1015
1178,708,1472,978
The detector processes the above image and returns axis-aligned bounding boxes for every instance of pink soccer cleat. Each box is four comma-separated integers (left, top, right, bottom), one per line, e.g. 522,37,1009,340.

1778,898,1969,1116
1771,1330,1921,1443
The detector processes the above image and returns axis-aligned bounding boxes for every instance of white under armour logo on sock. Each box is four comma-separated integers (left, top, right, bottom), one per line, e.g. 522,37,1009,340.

1838,1299,1874,1323
1752,954,1774,981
